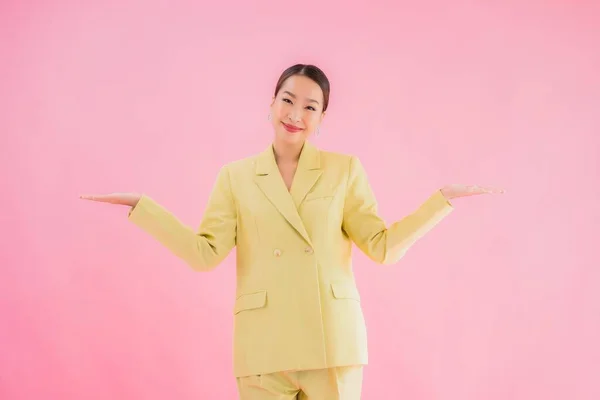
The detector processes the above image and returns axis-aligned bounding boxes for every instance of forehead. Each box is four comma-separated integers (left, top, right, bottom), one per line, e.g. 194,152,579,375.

280,75,323,101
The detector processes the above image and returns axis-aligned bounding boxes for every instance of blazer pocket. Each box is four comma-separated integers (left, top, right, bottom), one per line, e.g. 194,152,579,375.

234,290,267,314
330,282,361,302
305,192,336,202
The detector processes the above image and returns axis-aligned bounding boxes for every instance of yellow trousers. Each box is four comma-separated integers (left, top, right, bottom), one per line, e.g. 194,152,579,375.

236,366,363,400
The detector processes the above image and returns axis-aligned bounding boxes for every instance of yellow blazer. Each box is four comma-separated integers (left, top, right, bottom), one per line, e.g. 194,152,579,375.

128,140,453,378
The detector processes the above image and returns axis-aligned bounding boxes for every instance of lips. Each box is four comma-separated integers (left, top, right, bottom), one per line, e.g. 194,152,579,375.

282,122,303,133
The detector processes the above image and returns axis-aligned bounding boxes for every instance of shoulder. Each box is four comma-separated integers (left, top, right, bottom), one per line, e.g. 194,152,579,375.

317,148,365,174
221,153,260,173
319,148,353,163
216,150,266,186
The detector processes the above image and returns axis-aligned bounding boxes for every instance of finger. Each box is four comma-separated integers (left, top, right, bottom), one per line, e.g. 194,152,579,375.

481,186,505,194
471,186,505,194
79,194,114,202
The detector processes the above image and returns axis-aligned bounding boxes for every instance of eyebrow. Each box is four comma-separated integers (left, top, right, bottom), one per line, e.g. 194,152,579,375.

283,90,320,104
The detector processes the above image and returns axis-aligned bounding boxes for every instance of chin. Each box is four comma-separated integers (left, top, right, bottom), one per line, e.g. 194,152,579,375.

277,130,305,144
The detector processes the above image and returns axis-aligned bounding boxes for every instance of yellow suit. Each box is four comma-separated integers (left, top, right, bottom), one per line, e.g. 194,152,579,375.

128,141,453,379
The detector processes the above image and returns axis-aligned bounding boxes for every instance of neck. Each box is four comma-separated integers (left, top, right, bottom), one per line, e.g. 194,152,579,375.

272,139,304,164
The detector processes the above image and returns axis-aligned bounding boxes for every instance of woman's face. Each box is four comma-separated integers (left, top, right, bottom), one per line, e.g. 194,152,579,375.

270,75,325,146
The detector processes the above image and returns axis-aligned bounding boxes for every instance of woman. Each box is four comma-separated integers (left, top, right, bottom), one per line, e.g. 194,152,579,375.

81,64,503,400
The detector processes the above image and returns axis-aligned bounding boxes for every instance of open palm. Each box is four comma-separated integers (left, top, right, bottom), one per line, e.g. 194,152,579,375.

441,184,505,200
79,193,141,207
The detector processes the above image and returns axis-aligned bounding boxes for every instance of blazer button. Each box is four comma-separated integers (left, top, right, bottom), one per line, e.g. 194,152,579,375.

304,247,314,255
273,249,282,257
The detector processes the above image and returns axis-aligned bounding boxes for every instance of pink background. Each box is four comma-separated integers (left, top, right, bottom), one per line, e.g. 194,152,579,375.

2,1,599,399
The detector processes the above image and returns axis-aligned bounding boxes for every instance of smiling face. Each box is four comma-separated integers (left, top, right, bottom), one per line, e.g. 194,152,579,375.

270,75,326,147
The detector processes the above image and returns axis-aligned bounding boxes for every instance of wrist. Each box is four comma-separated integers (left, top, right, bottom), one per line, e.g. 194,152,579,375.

440,187,451,200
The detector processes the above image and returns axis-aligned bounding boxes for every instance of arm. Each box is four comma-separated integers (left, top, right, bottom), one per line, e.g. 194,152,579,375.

342,156,453,265
127,165,237,271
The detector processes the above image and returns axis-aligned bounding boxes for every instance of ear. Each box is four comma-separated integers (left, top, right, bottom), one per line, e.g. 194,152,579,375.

270,96,275,106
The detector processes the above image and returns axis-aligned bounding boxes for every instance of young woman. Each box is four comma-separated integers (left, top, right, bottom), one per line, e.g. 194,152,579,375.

81,64,503,400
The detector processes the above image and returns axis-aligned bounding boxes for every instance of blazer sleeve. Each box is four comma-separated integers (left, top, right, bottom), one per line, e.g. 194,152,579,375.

127,165,237,271
342,156,453,265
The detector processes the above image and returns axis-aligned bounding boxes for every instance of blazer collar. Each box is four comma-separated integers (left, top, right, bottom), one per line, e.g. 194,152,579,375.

255,140,321,175
253,141,323,246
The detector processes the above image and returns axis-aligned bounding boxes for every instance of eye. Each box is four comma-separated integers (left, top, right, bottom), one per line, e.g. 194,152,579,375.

282,98,292,104
306,106,316,111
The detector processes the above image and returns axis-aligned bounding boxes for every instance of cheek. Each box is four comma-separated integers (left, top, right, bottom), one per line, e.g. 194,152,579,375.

305,114,320,127
273,101,288,115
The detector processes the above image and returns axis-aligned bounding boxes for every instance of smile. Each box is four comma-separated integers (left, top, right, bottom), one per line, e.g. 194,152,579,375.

282,122,303,133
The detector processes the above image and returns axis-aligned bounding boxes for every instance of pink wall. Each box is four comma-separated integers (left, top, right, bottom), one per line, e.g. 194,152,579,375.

2,1,599,399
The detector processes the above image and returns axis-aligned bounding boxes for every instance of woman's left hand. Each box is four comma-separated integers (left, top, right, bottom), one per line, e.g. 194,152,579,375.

440,184,505,200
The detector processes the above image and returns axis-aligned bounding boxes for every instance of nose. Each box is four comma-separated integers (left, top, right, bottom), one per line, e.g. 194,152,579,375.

288,108,301,123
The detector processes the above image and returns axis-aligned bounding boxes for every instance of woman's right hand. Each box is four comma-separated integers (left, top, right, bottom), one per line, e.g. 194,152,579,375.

79,192,142,208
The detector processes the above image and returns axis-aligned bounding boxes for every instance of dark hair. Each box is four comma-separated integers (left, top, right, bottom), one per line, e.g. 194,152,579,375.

274,64,331,112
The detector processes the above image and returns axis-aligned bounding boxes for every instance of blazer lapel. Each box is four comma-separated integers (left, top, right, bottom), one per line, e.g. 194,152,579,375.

289,141,322,209
253,143,320,246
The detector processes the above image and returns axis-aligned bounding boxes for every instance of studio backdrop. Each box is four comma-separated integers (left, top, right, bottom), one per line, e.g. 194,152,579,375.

2,1,599,399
